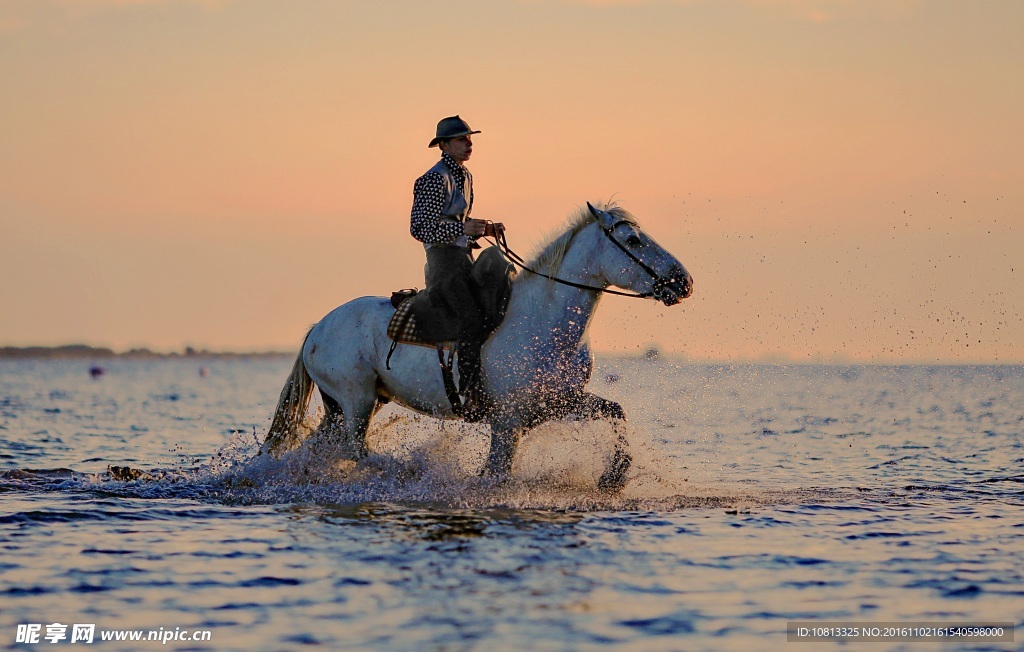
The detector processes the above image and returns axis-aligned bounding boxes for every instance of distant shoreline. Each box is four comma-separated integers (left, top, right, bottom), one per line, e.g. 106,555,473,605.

0,345,291,360
0,345,1018,366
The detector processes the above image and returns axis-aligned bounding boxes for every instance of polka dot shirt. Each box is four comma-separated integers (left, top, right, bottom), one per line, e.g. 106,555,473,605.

410,152,475,245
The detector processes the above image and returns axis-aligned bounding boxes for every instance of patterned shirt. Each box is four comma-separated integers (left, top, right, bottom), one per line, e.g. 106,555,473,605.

410,152,475,245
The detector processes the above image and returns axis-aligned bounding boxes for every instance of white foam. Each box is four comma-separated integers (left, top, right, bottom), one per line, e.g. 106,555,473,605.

200,406,797,511
4,402,831,511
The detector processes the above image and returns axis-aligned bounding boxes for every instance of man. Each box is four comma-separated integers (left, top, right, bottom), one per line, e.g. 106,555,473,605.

410,115,504,411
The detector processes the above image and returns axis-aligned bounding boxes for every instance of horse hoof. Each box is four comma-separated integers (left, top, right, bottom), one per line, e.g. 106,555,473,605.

596,399,626,421
479,461,513,485
597,447,631,492
606,406,627,421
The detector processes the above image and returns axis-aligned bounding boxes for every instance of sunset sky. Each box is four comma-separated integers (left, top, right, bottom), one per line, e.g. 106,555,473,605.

1,0,1021,362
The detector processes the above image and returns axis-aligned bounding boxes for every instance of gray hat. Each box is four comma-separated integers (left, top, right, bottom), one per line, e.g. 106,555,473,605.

428,115,481,148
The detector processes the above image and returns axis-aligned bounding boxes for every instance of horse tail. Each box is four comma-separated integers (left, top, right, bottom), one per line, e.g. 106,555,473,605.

262,327,316,456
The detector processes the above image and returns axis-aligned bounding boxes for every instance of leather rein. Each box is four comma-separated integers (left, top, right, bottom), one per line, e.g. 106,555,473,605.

487,219,671,299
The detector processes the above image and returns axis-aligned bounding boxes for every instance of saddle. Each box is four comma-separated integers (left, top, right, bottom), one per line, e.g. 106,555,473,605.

387,245,514,351
385,246,516,416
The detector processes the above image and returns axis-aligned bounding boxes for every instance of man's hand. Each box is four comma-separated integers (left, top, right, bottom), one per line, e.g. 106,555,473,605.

486,222,506,238
463,219,505,238
463,218,487,237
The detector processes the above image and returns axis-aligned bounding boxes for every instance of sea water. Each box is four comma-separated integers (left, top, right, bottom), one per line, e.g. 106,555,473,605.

1,357,1021,650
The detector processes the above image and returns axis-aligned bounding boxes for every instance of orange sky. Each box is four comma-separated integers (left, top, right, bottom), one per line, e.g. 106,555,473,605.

1,0,1021,362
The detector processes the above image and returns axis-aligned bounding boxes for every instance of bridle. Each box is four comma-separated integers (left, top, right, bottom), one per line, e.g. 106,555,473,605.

489,218,676,300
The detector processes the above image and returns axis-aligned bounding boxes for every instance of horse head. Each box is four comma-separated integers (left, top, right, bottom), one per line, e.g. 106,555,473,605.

586,202,693,306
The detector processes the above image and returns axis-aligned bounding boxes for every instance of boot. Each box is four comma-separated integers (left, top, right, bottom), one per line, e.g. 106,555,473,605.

457,336,490,421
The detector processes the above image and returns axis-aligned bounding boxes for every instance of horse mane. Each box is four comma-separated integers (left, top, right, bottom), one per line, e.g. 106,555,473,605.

527,200,638,275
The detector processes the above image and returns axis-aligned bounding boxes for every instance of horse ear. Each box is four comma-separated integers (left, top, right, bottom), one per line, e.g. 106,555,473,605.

587,202,615,230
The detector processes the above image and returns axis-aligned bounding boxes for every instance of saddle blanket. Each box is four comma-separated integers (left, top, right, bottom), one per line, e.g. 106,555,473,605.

386,293,451,348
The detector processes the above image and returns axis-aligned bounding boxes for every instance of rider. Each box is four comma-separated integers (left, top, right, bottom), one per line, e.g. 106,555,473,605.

410,115,505,411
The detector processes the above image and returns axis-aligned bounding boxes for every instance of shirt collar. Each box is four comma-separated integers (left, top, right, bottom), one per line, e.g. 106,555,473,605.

441,152,466,176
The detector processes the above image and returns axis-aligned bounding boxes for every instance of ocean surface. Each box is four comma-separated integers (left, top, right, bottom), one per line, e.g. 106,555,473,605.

1,357,1021,651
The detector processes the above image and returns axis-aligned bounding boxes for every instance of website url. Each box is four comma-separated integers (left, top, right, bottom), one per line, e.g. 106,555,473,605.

16,624,212,645
101,628,212,644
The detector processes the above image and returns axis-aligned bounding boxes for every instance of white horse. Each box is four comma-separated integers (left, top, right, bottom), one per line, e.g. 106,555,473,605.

262,202,693,486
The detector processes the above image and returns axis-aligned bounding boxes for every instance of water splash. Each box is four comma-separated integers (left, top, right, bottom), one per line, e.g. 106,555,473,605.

210,408,837,510
1,406,842,511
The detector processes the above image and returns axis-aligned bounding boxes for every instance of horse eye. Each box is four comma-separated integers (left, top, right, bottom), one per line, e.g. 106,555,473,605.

626,235,642,246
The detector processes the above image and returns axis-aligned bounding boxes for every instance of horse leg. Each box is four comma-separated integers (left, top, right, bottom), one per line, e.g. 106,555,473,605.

313,390,345,441
340,392,381,460
575,392,627,422
484,420,521,478
483,393,630,488
596,431,631,492
313,381,380,461
574,392,631,492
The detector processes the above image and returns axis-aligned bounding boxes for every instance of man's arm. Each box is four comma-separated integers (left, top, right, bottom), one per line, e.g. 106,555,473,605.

410,172,464,244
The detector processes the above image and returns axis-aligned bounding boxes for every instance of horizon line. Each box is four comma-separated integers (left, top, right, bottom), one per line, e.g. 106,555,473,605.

1,344,1021,366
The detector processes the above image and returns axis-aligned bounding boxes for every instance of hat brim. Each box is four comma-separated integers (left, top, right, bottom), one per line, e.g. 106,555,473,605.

428,129,482,148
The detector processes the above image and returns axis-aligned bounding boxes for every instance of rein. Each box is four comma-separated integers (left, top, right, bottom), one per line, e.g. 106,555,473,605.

487,220,665,299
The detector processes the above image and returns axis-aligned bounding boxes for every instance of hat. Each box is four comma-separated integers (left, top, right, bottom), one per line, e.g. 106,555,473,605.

428,115,481,148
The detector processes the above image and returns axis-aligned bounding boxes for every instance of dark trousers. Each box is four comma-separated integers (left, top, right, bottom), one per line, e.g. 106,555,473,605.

421,246,486,395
